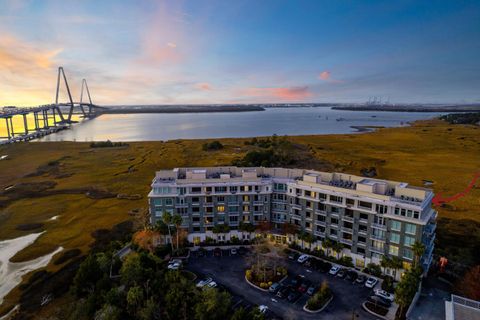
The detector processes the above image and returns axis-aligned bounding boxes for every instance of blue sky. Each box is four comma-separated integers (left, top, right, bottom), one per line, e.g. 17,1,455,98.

1,0,479,105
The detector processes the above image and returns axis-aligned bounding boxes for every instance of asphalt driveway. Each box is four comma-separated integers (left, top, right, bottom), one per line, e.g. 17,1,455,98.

186,249,379,320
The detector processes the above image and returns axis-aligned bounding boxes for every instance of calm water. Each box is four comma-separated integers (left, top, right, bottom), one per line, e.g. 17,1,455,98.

39,107,443,142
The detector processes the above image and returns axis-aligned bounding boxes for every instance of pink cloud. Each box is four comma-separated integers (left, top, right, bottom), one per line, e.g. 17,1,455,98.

244,86,312,101
319,71,331,80
195,82,212,91
318,70,344,83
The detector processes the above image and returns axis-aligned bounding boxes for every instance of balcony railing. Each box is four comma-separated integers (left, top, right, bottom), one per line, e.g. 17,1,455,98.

342,216,354,223
372,223,387,230
370,234,386,241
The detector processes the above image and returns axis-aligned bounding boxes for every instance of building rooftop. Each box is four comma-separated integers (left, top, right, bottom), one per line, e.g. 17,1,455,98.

446,295,480,320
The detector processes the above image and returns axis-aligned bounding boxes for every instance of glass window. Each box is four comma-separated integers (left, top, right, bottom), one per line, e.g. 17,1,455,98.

389,245,399,256
165,198,173,206
404,235,415,247
390,233,400,244
217,206,225,213
403,248,414,260
391,220,402,231
405,223,417,234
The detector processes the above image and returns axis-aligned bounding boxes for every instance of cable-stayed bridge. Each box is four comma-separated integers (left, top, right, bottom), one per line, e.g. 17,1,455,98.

0,67,106,143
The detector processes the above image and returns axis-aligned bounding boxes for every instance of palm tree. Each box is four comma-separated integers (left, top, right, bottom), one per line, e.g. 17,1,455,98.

323,239,333,257
162,211,174,253
380,255,392,275
172,214,183,253
332,242,343,259
304,234,316,251
391,256,403,280
412,241,426,268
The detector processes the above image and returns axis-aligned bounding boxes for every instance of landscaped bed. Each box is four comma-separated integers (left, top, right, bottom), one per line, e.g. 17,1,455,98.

363,301,389,316
245,264,287,290
304,281,333,312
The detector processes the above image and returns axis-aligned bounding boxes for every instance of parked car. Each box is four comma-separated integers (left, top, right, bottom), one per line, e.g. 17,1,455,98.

365,277,379,288
259,305,269,314
297,254,310,264
206,281,218,289
269,282,281,294
346,270,358,281
329,265,341,275
276,286,290,299
298,279,312,293
230,248,238,255
287,291,301,302
318,261,332,273
307,284,319,296
374,289,395,302
196,277,213,288
355,274,366,284
197,249,206,257
213,248,222,257
304,258,312,267
290,275,304,288
167,261,181,270
367,295,391,308
337,268,347,278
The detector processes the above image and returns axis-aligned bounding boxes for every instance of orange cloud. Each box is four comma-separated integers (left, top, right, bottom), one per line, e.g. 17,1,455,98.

244,86,312,101
195,82,212,91
0,33,63,106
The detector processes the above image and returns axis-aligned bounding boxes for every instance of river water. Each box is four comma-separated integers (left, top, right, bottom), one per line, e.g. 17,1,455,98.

38,107,444,142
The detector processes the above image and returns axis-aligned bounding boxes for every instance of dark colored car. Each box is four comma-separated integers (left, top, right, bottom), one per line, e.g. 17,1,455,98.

287,291,301,302
337,269,347,278
304,258,313,268
356,275,366,284
238,247,247,255
307,284,319,296
197,249,205,257
298,279,312,293
290,275,304,288
276,286,290,299
318,261,332,273
367,295,391,308
346,270,358,281
213,248,221,257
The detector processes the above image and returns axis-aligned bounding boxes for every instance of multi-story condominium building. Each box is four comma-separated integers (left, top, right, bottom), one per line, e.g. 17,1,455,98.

148,167,436,278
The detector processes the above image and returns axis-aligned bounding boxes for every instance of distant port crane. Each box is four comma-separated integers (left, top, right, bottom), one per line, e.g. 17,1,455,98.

0,67,106,143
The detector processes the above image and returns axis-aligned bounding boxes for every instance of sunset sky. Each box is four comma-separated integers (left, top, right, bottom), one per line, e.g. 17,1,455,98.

1,0,479,106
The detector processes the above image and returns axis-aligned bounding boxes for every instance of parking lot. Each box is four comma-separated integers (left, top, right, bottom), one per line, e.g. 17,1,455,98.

186,248,380,320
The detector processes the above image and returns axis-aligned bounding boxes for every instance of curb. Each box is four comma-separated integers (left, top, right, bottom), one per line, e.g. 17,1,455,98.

245,276,269,292
303,295,333,313
361,302,389,320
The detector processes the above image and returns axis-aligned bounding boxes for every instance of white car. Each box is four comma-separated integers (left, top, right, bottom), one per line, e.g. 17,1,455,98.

231,248,238,255
297,254,310,264
259,305,268,314
374,289,395,302
365,277,378,288
329,265,341,275
206,281,217,288
196,277,213,288
167,262,181,270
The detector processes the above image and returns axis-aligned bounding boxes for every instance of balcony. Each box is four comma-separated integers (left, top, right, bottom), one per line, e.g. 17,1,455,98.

315,220,326,226
228,202,239,206
358,229,368,236
370,234,386,241
370,247,385,255
341,227,353,234
343,216,354,223
341,238,353,245
314,231,325,237
372,223,387,231
253,211,264,216
203,202,214,207
253,201,264,206
291,214,302,220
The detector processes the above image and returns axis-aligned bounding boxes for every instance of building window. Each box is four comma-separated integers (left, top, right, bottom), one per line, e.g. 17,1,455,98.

403,248,414,260
404,235,415,247
215,186,227,193
191,187,201,193
217,196,225,203
330,195,343,203
358,201,372,209
229,186,238,193
389,245,399,256
228,206,238,213
358,236,366,243
217,206,225,213
243,205,250,212
165,198,173,206
178,187,186,195
346,198,355,206
391,220,402,231
390,233,400,244
405,223,417,235
376,204,387,214
372,240,384,251
331,217,338,225
318,193,327,200
331,206,340,213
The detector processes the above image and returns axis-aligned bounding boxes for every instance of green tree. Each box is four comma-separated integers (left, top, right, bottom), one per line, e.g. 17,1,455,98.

73,254,103,296
381,255,392,275
120,254,144,286
94,304,122,320
172,213,183,253
138,297,160,320
126,285,144,316
304,233,316,251
162,211,175,252
391,256,403,280
231,307,249,320
322,238,333,257
332,242,343,259
194,288,231,320
395,270,420,318
412,241,425,268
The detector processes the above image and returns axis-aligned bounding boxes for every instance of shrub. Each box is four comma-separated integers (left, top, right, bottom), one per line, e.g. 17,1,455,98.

365,263,382,277
202,141,224,151
306,280,332,310
245,269,253,281
90,140,128,148
382,276,395,293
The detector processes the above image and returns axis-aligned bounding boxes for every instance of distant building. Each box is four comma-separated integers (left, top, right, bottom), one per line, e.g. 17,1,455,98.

148,167,436,279
445,294,480,320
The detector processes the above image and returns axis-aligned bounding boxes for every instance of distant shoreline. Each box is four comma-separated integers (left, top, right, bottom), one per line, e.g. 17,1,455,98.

100,105,265,114
332,105,480,112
